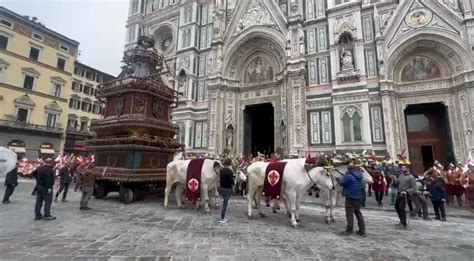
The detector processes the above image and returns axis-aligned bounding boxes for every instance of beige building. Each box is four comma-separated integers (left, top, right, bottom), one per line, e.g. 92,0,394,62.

64,62,114,155
0,7,79,159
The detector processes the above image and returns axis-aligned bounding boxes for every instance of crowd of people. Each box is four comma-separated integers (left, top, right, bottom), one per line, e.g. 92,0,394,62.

2,154,97,220
3,150,474,234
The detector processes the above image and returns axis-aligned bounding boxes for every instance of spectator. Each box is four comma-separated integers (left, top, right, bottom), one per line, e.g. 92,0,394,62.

219,158,234,223
33,158,56,221
426,177,447,221
2,161,19,204
410,176,430,220
55,164,73,202
394,165,417,230
337,163,366,237
79,164,95,210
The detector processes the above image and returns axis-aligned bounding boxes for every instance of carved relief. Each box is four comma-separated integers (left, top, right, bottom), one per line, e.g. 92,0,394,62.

235,0,276,35
133,96,146,114
115,97,125,116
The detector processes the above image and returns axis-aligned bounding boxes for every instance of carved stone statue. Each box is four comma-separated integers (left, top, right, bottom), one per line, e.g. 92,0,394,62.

226,124,234,149
341,50,354,71
280,120,286,146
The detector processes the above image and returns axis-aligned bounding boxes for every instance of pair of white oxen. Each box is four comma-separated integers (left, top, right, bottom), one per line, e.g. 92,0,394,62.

164,158,373,228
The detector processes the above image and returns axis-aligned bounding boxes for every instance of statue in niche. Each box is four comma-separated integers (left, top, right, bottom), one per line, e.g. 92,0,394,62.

341,49,354,71
226,124,234,149
280,120,286,147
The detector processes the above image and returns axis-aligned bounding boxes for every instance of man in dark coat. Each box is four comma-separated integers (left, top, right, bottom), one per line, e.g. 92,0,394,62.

33,158,56,221
2,161,19,203
336,163,366,237
219,158,234,223
55,164,73,202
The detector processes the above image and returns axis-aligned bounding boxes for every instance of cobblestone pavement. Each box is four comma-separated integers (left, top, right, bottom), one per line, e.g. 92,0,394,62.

1,179,474,261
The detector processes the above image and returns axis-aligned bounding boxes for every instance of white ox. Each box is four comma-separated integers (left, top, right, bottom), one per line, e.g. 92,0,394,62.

247,159,334,227
320,165,374,224
164,159,247,213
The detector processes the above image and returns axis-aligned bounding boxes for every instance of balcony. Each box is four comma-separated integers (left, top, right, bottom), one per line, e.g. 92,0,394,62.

0,119,63,135
65,126,95,137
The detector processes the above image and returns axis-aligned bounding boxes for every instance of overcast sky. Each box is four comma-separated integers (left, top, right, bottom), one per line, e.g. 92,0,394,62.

2,0,129,76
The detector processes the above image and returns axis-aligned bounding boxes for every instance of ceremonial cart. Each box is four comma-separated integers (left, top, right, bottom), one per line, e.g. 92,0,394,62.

86,36,182,203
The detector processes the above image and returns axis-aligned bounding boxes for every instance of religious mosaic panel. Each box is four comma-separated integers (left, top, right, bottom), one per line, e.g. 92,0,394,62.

400,56,441,82
244,57,274,84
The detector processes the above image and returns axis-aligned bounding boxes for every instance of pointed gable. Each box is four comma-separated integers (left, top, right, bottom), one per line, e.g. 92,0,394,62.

386,0,461,49
225,0,287,41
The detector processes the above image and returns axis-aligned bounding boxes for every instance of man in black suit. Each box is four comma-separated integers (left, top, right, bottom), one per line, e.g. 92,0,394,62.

2,161,19,204
33,158,56,221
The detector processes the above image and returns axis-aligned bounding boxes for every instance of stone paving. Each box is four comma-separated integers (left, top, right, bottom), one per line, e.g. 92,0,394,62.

1,179,474,261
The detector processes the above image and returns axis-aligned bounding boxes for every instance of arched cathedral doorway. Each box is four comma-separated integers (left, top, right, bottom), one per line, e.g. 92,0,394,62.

383,36,469,174
218,34,286,156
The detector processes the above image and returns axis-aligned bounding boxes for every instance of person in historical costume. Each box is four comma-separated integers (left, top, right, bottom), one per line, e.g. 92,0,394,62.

445,163,464,206
2,161,19,204
371,164,385,207
33,158,57,221
452,161,465,207
463,162,474,212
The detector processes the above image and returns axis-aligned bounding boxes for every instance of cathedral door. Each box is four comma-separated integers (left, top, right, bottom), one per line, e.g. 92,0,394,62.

405,103,454,174
243,103,274,157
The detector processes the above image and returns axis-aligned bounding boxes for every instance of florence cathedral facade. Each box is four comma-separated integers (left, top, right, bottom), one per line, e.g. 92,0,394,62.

125,0,474,174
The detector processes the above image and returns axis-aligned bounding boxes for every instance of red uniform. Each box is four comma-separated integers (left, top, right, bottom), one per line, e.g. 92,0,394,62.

372,170,385,193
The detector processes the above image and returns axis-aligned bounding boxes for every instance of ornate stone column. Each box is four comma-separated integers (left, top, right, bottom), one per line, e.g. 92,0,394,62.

380,81,397,158
286,24,307,156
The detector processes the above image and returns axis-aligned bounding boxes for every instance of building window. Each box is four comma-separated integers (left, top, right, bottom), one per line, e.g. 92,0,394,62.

80,121,88,132
81,101,91,112
0,19,13,28
46,113,57,128
0,67,5,82
57,58,66,70
0,35,8,50
72,82,80,92
32,33,43,41
74,66,80,75
67,119,77,130
83,85,91,95
16,108,28,123
52,83,62,97
23,75,35,90
335,0,350,4
29,47,40,61
59,44,69,52
342,108,362,142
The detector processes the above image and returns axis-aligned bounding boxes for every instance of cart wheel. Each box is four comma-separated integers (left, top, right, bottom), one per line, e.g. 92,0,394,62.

119,186,134,204
94,184,106,199
133,188,144,201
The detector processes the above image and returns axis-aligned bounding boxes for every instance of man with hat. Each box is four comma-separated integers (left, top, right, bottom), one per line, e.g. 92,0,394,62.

32,158,56,221
337,162,366,237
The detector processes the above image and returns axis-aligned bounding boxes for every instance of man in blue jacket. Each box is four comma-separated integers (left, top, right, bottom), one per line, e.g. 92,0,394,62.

337,163,366,237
